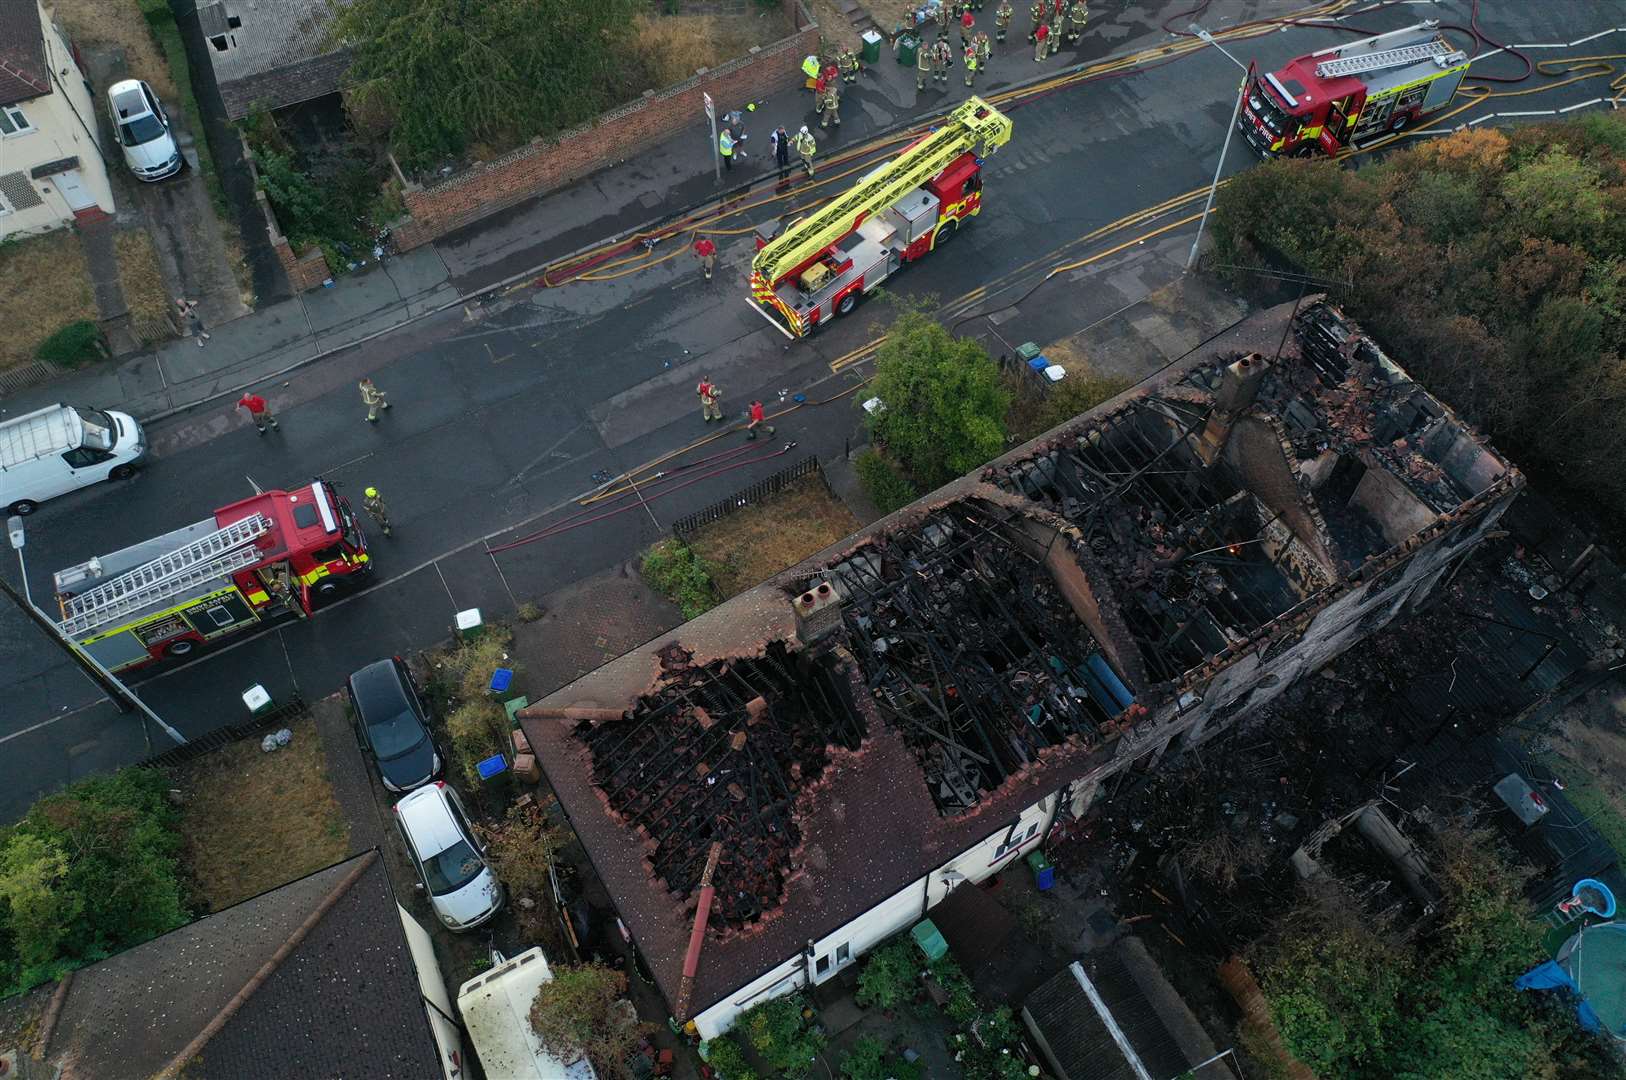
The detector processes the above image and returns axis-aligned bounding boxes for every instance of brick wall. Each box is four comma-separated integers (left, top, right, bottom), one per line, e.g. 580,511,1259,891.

242,138,332,292
392,1,819,251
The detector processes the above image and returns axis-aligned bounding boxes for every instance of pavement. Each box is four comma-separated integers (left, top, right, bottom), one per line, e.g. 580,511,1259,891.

0,0,1611,821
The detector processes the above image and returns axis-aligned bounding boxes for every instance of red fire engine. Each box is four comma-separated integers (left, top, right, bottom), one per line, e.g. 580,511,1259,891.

1238,21,1469,158
51,481,371,673
749,97,1012,338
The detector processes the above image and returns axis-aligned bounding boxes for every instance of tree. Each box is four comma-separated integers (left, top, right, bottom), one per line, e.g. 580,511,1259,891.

0,834,80,968
864,306,1011,490
331,0,644,170
528,962,648,1078
853,938,920,1010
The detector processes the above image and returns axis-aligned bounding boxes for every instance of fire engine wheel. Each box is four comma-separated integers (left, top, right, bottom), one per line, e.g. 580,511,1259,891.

109,464,136,481
1389,113,1409,133
935,220,960,247
1290,145,1317,159
8,500,37,516
836,292,859,316
166,639,197,658
315,580,342,596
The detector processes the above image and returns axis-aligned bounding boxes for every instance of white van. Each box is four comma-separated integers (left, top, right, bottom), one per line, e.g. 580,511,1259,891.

0,404,146,515
458,948,599,1079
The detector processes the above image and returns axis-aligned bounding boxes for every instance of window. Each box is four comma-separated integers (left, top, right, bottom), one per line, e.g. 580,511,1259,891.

61,446,112,468
836,943,850,963
993,821,1040,861
204,605,235,628
815,955,831,975
0,105,33,137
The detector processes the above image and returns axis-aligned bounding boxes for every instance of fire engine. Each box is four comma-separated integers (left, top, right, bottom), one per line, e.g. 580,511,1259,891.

50,481,370,673
1238,21,1469,159
749,96,1012,338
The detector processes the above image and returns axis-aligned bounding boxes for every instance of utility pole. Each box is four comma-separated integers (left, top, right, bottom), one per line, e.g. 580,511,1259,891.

7,516,187,746
1187,26,1250,272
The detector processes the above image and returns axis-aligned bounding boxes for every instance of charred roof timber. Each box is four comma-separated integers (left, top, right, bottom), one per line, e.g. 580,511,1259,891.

579,641,865,931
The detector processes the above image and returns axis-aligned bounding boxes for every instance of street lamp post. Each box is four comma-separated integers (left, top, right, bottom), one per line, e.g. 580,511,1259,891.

1187,26,1251,272
6,515,187,746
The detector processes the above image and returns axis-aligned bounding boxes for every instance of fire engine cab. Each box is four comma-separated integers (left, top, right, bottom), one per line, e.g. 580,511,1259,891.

51,481,370,673
1239,21,1469,158
749,97,1012,338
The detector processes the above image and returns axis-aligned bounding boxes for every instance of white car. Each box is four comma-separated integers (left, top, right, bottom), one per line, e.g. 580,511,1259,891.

108,79,181,181
394,782,505,931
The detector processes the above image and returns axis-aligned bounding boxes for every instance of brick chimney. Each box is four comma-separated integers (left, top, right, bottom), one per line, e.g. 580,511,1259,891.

1196,353,1268,466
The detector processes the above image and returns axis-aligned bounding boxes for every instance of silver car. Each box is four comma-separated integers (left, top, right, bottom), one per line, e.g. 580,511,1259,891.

394,782,505,931
108,79,181,181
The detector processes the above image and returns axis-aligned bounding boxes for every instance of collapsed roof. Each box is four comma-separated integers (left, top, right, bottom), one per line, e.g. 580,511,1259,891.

521,298,1518,1022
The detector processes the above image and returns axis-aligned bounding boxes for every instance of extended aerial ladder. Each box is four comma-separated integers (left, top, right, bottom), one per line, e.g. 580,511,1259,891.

749,97,1012,337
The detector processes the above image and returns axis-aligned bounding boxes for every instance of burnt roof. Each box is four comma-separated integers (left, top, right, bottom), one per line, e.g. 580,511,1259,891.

0,1,49,107
44,853,442,1079
521,299,1516,1023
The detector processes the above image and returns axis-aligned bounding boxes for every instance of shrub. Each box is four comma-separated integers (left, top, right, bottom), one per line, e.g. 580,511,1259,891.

474,801,570,901
737,994,825,1078
840,1035,924,1080
930,955,980,1027
1004,369,1131,442
436,630,516,705
35,320,103,366
853,449,919,515
855,937,920,1010
640,539,719,619
704,1035,760,1080
0,769,188,994
446,702,508,786
528,961,649,1074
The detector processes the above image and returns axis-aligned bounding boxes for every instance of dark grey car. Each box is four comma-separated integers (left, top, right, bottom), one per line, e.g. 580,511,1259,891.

346,657,442,793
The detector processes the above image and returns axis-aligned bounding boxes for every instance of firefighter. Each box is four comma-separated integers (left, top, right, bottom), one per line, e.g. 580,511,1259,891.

935,0,948,30
975,31,992,70
1028,0,1044,44
793,125,817,178
362,487,393,537
1066,0,1087,44
745,401,776,440
933,35,954,82
917,31,933,90
692,235,717,280
1048,0,1066,56
837,47,859,84
995,0,1013,42
959,9,975,50
359,377,390,422
1033,19,1048,61
819,78,841,128
963,41,978,86
697,375,722,422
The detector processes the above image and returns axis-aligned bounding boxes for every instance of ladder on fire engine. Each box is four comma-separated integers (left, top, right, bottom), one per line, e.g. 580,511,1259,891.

57,514,273,637
751,97,1012,289
1314,38,1454,79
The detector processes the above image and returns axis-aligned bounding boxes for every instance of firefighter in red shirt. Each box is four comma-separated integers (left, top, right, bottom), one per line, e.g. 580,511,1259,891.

236,391,277,435
693,235,717,280
746,400,776,440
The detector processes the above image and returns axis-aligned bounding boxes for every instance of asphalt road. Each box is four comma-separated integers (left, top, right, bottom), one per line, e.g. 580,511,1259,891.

0,0,1613,821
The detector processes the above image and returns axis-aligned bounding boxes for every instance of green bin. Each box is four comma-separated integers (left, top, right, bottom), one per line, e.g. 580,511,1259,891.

1026,850,1055,891
1015,341,1043,364
861,29,884,64
895,32,919,67
910,918,949,961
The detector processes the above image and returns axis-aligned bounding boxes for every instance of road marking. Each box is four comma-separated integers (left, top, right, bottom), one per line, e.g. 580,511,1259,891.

486,343,515,364
433,561,457,608
501,421,587,489
319,449,376,476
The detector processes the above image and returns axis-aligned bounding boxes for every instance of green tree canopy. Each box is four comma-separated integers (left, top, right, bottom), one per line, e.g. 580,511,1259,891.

864,306,1011,490
331,0,644,170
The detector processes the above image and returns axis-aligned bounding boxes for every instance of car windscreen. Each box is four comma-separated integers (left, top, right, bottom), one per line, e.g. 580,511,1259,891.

422,838,484,895
1248,78,1293,135
368,707,425,758
119,114,166,147
75,407,115,450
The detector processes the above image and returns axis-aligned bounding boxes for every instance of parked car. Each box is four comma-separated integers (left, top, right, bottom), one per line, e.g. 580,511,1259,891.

1,404,146,516
394,782,505,931
347,657,442,793
107,78,181,181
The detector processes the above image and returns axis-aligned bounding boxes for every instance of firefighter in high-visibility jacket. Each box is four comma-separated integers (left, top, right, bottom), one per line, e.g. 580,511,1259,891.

793,125,817,177
995,0,1013,42
1066,0,1088,44
1028,0,1044,43
1048,0,1066,56
818,79,841,128
916,32,933,89
932,35,954,82
963,42,978,86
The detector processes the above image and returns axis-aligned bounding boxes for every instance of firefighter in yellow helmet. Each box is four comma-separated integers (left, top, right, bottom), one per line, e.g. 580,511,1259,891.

362,486,392,537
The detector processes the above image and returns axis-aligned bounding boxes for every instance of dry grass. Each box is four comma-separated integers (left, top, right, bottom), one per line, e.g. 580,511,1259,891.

629,10,792,90
0,231,97,370
114,229,171,324
51,0,178,100
1534,694,1626,859
806,0,862,51
173,717,350,913
687,474,859,597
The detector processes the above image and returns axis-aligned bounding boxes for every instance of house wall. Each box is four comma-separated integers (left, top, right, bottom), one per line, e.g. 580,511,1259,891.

391,0,818,251
692,794,1058,1040
0,3,114,239
397,904,467,1080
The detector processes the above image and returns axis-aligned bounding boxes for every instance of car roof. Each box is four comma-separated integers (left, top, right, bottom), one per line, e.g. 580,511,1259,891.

348,657,407,712
109,81,152,120
396,785,464,856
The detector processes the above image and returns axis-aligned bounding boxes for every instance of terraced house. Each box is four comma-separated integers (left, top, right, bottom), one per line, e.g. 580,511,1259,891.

0,0,114,237
523,297,1521,1038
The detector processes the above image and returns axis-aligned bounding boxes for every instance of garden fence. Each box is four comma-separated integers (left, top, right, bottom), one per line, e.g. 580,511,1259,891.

671,455,825,538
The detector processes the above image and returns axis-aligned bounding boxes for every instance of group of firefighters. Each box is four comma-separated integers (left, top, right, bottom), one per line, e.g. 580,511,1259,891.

915,0,1088,88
